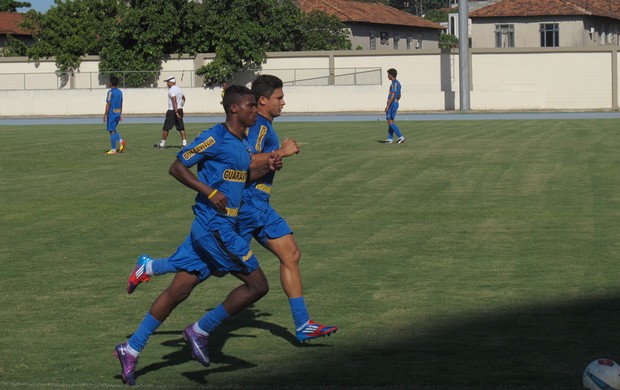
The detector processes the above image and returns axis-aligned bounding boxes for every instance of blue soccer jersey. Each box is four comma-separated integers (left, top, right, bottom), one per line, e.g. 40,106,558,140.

242,114,280,208
177,123,253,229
237,114,293,246
387,79,401,107
106,88,123,114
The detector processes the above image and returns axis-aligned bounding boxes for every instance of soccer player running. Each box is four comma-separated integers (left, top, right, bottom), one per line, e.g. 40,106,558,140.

103,75,126,154
126,75,338,343
114,86,282,386
384,68,405,144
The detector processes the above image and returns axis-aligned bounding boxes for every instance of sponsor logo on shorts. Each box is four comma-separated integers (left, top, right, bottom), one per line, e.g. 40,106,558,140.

182,136,216,160
255,183,271,194
223,207,239,217
223,169,247,182
242,250,254,262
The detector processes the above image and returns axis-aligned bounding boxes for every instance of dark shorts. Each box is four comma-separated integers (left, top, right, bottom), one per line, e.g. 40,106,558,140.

163,109,185,131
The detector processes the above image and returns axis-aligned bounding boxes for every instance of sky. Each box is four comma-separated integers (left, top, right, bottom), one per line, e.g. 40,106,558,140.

18,0,56,13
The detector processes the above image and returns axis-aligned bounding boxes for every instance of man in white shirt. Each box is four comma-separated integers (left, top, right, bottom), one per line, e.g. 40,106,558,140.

154,76,187,149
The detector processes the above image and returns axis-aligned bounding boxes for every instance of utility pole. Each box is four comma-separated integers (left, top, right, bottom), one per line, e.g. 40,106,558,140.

458,0,471,111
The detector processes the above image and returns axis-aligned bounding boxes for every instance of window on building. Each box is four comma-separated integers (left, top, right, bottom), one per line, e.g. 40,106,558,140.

380,32,389,45
370,31,376,50
495,24,514,48
416,35,423,49
540,23,559,47
406,35,413,49
394,34,400,49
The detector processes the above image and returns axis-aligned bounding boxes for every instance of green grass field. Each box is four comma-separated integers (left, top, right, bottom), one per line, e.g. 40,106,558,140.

1,118,619,389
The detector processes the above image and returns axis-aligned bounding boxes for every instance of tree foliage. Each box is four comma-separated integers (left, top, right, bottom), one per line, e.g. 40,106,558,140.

20,0,118,73
19,0,351,87
0,0,30,12
299,10,352,51
439,33,458,49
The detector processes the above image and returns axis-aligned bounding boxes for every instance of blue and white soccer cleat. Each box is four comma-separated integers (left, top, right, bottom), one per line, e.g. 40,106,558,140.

114,343,138,386
296,319,338,343
127,254,153,294
183,325,210,367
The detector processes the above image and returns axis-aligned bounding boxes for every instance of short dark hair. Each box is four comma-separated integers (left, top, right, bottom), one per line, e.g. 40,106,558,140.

110,75,119,87
251,74,283,101
387,68,397,78
222,85,253,115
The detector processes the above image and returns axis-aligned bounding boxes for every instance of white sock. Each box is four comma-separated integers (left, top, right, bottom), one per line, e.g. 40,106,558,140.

127,344,140,357
145,261,154,276
193,322,209,336
160,140,166,147
182,140,187,146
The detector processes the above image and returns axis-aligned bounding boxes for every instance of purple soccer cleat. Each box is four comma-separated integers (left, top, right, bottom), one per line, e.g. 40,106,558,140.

183,325,210,367
114,343,138,386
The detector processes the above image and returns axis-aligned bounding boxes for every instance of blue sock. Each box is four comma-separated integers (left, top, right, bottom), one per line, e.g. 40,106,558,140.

151,258,177,275
128,312,162,353
289,296,310,330
197,304,230,334
116,131,123,143
109,132,117,149
387,127,394,140
390,123,403,138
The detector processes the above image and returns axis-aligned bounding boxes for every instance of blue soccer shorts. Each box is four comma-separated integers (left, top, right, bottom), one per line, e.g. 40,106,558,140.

386,101,399,121
107,113,121,131
167,219,260,281
237,203,293,248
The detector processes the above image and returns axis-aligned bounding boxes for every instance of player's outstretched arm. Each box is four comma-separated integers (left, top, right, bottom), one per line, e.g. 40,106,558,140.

169,159,227,211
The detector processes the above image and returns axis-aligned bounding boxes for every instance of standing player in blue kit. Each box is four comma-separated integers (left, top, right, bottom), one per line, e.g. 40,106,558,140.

384,68,405,144
103,75,126,154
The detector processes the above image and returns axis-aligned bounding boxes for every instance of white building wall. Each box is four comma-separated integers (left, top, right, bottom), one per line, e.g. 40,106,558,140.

0,48,618,116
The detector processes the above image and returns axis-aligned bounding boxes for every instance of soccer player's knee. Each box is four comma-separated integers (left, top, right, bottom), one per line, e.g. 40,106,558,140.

288,246,301,266
251,279,269,299
167,285,193,303
280,246,301,266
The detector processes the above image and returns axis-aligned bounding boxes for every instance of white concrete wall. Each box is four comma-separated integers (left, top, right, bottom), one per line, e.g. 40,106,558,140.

0,48,618,116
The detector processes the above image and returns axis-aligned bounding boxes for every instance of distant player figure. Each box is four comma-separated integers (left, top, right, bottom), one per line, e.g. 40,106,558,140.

103,75,126,154
384,68,405,144
154,76,187,149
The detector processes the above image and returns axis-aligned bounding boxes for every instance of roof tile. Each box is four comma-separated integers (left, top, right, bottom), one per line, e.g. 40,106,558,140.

470,0,620,20
0,12,30,35
296,0,444,29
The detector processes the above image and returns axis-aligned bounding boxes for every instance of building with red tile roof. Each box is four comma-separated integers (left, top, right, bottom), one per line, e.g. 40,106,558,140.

0,12,32,51
296,0,445,50
468,0,620,48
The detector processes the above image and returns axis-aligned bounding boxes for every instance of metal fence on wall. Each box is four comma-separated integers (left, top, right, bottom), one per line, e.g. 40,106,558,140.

0,67,382,90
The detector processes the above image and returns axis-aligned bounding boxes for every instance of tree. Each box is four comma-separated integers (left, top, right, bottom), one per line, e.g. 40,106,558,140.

426,8,449,23
99,0,191,87
21,0,119,74
0,0,31,12
1,34,28,56
439,33,458,49
19,0,352,87
300,10,351,51
194,0,309,86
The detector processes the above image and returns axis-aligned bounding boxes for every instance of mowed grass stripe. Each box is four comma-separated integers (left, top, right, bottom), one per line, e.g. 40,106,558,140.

1,119,619,389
